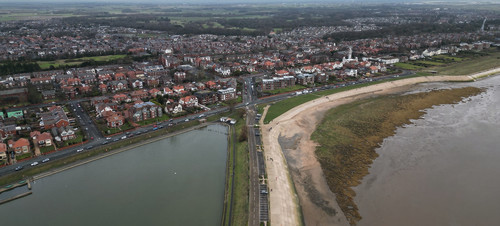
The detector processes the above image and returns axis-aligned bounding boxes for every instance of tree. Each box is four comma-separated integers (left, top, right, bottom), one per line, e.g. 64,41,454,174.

27,84,42,104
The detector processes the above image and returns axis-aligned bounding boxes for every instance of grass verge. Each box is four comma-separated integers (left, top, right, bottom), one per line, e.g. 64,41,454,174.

222,110,249,226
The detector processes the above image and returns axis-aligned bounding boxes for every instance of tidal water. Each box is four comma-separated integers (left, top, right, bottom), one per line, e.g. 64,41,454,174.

0,124,228,226
355,75,500,226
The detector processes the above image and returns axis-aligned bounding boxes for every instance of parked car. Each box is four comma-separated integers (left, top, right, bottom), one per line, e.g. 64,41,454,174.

76,148,83,152
86,146,93,150
42,158,50,163
121,135,127,140
15,166,23,171
31,162,39,166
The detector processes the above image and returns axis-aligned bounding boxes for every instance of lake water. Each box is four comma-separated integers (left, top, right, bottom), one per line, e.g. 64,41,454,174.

0,124,228,226
354,75,500,226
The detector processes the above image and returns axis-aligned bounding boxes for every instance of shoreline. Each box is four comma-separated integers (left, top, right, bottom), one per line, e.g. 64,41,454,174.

260,69,500,226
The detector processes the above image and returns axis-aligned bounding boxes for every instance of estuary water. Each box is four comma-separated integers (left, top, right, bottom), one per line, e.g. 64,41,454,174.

0,124,228,226
355,75,500,226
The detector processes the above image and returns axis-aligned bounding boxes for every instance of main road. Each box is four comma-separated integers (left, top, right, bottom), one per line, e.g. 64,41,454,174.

0,70,415,185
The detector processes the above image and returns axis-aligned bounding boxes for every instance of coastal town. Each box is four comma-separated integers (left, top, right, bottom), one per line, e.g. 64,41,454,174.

0,20,496,166
0,2,499,226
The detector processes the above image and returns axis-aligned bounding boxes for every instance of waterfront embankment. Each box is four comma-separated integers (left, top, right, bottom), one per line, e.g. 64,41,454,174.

260,70,498,226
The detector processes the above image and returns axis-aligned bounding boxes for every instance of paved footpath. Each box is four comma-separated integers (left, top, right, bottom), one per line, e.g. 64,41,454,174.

261,106,302,226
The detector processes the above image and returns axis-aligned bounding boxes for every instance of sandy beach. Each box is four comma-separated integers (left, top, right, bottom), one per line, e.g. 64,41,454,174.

260,67,500,226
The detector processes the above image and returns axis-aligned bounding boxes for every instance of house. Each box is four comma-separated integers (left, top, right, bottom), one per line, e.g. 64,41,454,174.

345,69,358,77
130,79,144,89
41,90,56,100
9,138,30,154
217,88,237,101
114,72,126,80
315,73,329,83
130,90,149,101
194,90,218,105
34,132,53,147
108,80,128,92
173,85,185,94
128,102,162,122
163,87,173,96
0,123,17,139
106,112,125,128
179,96,199,108
0,88,28,103
174,71,186,83
7,110,23,119
149,88,162,97
50,126,75,141
99,84,108,93
146,76,160,87
39,106,70,129
165,102,183,114
195,82,206,90
275,70,290,77
91,96,109,106
296,74,315,85
61,85,77,98
205,81,217,89
113,94,128,103
0,143,6,161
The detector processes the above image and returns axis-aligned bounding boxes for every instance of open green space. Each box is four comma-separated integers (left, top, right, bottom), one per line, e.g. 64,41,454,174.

37,54,127,69
394,62,424,70
311,87,484,225
263,72,430,124
264,85,308,95
433,50,500,76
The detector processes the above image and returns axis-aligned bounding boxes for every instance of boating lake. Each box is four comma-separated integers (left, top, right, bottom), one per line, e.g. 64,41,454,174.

0,124,228,226
354,75,500,226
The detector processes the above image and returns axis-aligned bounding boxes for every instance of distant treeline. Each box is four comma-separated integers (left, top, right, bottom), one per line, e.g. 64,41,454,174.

323,21,484,42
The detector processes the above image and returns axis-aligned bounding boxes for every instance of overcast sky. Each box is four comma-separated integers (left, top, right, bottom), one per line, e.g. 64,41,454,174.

0,0,467,3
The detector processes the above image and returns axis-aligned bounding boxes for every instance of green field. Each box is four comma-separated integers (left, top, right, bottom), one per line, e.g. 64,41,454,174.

263,73,430,124
264,85,307,95
434,50,500,76
394,62,424,70
37,55,127,69
311,87,484,225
